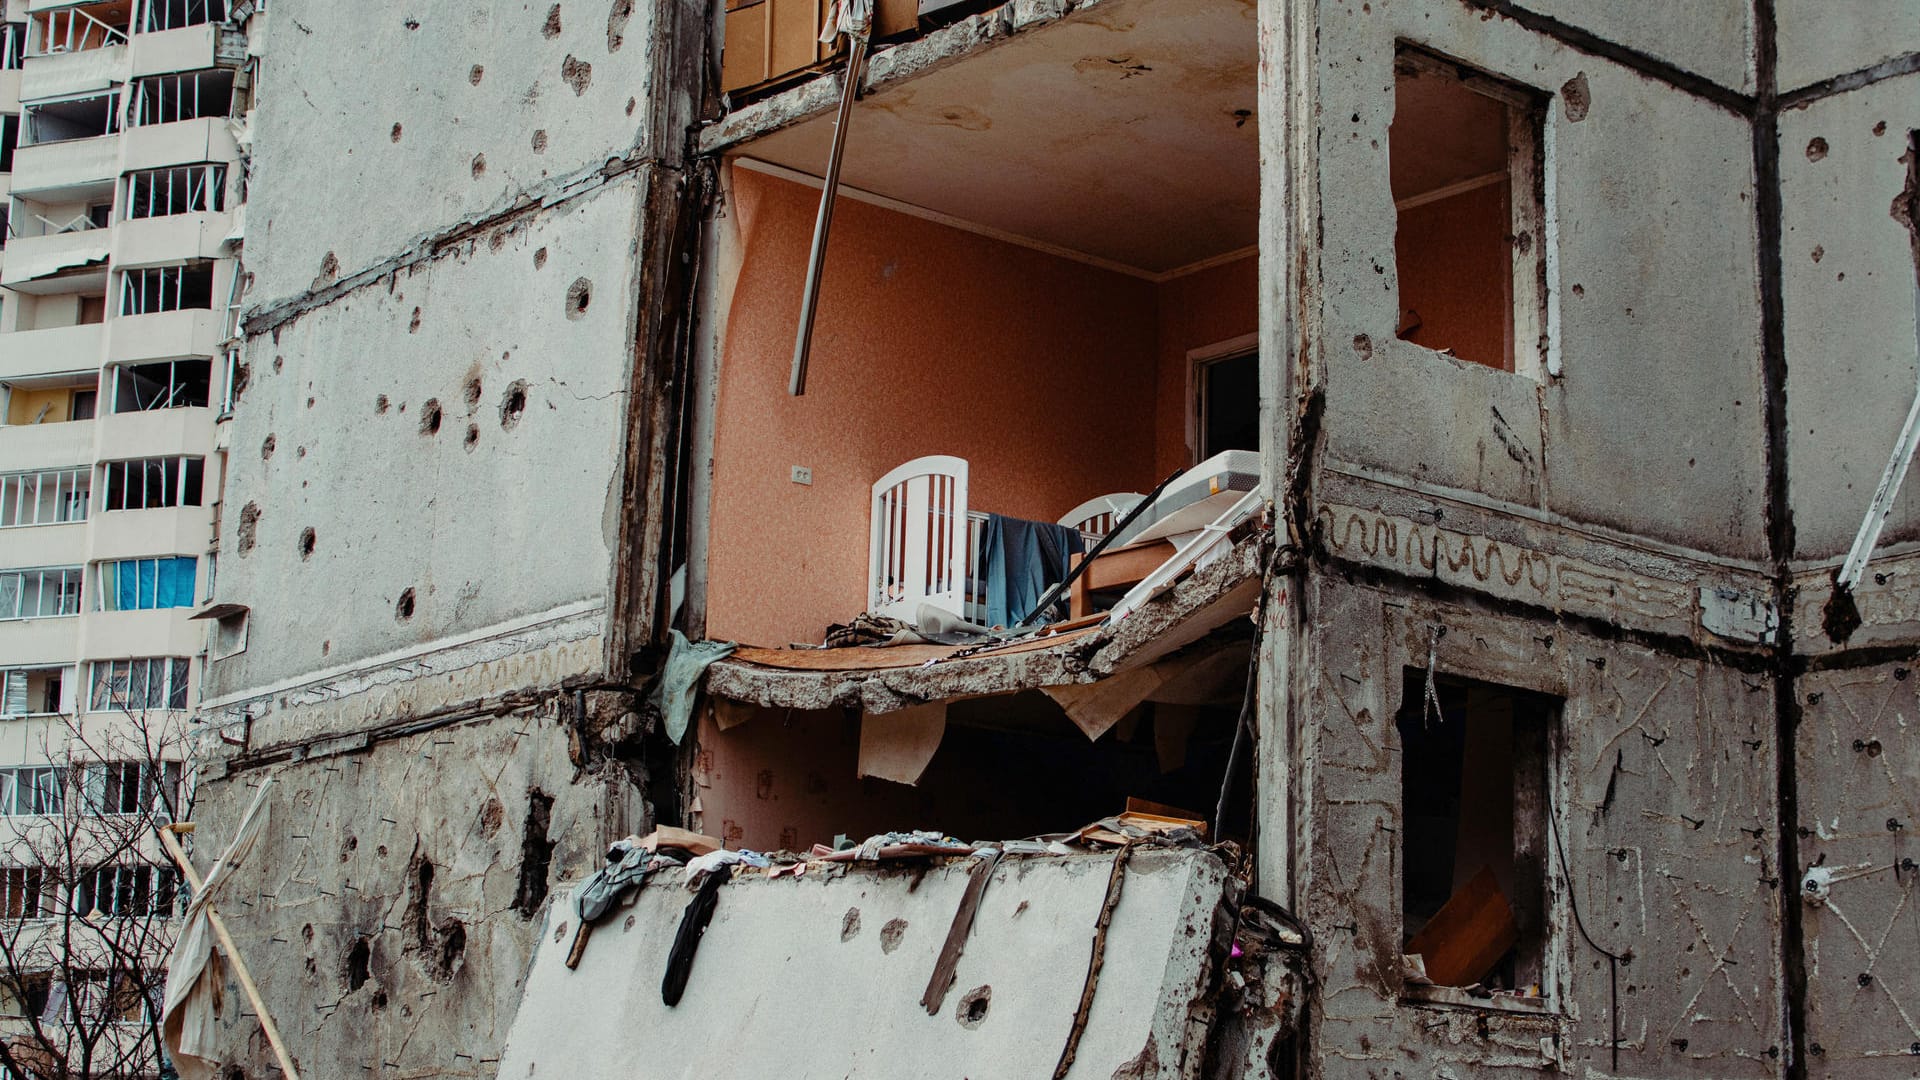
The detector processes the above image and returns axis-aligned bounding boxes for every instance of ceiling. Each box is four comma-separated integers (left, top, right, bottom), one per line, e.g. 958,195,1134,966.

738,0,1260,279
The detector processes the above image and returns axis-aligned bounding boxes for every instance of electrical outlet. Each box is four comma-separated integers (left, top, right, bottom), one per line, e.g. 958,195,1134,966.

790,465,813,486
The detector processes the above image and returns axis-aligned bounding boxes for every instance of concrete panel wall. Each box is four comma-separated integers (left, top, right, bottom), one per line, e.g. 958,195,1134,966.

207,172,644,698
1518,0,1755,97
1796,660,1920,1073
189,713,642,1079
1776,1,1920,94
1780,72,1920,559
1297,574,1782,1077
243,0,677,310
1314,0,1767,561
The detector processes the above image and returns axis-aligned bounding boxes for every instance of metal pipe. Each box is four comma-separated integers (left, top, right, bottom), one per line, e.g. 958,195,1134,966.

788,30,870,397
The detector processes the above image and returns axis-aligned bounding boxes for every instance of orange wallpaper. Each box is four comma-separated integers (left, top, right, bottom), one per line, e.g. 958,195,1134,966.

705,167,1255,646
1153,255,1260,478
1394,181,1513,371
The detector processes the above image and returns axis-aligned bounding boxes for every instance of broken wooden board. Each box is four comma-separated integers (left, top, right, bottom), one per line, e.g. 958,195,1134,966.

1404,865,1517,988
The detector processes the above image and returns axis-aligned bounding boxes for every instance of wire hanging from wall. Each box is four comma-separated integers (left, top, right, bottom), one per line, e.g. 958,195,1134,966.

1548,803,1632,1071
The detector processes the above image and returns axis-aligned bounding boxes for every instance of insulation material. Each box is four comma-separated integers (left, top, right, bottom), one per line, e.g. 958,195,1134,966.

857,701,947,784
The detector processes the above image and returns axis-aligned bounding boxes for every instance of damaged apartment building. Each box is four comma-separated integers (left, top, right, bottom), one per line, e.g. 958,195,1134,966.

173,0,1920,1076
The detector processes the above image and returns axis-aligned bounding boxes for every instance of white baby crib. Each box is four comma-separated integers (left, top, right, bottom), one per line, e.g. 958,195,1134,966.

870,456,1142,628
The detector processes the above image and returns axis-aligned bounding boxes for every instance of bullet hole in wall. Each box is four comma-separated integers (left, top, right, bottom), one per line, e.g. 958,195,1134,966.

376,393,389,414
561,54,592,95
237,502,260,555
391,122,403,142
534,247,548,269
421,398,443,435
566,277,592,319
542,3,562,37
409,307,422,333
469,64,484,85
608,0,632,52
501,380,529,428
472,153,487,178
346,938,371,991
1807,136,1828,161
532,128,548,153
396,588,416,621
464,423,480,452
262,434,276,459
272,355,284,373
956,986,991,1029
317,251,339,286
511,789,557,918
465,375,484,407
299,527,316,560
625,95,635,116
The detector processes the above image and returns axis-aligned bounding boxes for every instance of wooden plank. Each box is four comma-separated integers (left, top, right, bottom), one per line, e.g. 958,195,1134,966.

1404,865,1517,988
1080,540,1179,593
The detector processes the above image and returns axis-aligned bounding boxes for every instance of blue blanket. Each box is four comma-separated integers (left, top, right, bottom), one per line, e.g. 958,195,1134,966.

980,514,1084,628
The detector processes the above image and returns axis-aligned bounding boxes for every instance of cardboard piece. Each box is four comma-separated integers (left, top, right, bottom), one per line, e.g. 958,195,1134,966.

712,696,758,732
857,702,948,785
1044,665,1171,741
638,827,724,857
1404,865,1517,988
721,0,837,94
1074,799,1210,846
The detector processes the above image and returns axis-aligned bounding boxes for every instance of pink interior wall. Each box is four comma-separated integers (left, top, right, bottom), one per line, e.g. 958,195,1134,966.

1153,255,1260,478
705,167,1256,646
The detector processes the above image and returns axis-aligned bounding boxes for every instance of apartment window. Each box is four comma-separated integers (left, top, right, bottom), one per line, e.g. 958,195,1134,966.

129,69,236,127
1397,672,1553,999
1390,46,1547,376
78,761,182,817
87,657,190,712
0,567,84,619
1,866,45,919
73,866,179,919
79,295,107,325
0,114,17,173
0,467,91,527
125,163,227,219
118,263,215,316
99,456,204,510
2,666,68,716
93,556,197,611
1,23,24,69
0,766,65,816
23,91,121,144
31,4,129,54
143,0,229,33
110,358,212,411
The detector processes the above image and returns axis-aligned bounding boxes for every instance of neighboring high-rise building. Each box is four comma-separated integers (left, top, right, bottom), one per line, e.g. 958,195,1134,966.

0,0,259,1070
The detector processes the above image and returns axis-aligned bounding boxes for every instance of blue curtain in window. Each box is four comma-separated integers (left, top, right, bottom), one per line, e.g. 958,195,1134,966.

137,559,157,609
114,561,136,611
159,558,196,608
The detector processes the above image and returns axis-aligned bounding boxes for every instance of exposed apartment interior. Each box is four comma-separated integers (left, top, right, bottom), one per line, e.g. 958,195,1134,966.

685,0,1265,850
676,0,1546,851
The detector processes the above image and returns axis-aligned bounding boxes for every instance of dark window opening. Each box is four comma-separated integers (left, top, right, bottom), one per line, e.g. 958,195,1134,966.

0,114,18,172
99,456,204,510
1198,350,1259,459
1397,671,1553,998
112,359,211,411
129,69,235,127
143,0,229,33
119,263,215,316
23,92,120,145
1389,46,1545,374
126,163,226,218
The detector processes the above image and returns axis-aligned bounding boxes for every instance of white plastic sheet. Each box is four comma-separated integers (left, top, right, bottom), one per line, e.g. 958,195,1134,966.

160,777,275,1080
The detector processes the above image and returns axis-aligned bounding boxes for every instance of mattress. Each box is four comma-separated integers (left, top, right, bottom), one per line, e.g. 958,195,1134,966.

1109,449,1263,549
